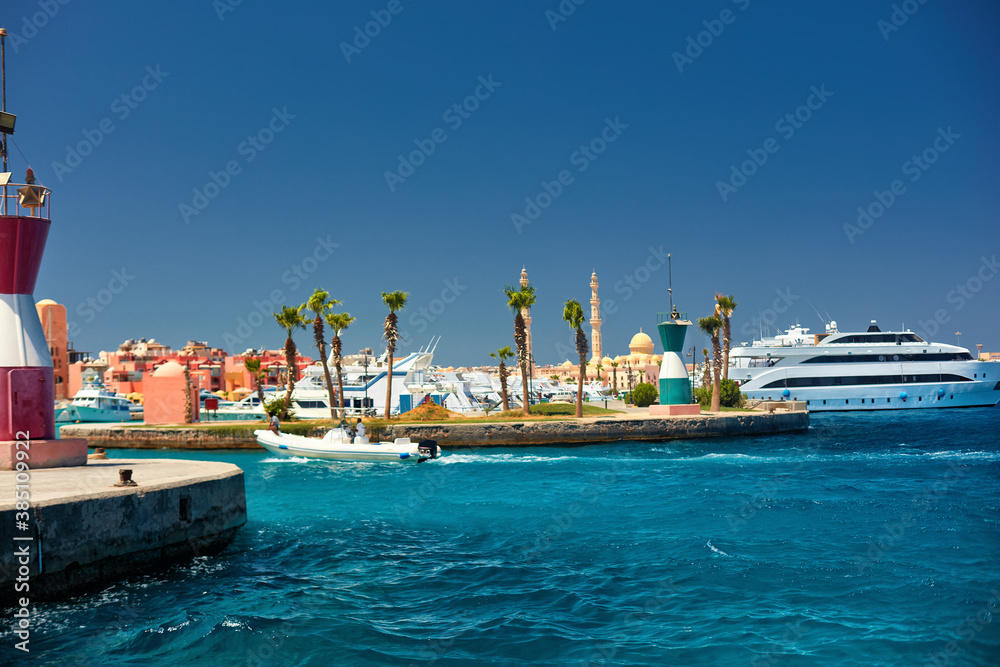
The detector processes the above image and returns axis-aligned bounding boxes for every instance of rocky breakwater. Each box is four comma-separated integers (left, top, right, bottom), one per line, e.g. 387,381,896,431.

383,411,809,447
59,424,264,449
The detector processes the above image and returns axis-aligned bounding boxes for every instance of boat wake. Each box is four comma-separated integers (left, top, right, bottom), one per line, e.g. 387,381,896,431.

706,540,733,557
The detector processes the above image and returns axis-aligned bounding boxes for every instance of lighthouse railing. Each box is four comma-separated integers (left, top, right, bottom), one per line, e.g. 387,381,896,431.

1,181,52,219
657,311,688,323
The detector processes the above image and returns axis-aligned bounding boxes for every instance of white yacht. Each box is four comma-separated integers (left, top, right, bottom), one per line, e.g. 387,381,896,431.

729,320,1000,411
56,381,138,423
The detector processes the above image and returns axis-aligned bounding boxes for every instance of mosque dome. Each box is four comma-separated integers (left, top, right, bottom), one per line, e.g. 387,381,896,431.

36,298,58,306
629,329,655,355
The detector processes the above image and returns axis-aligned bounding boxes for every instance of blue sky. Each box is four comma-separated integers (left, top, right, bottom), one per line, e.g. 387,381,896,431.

5,0,999,366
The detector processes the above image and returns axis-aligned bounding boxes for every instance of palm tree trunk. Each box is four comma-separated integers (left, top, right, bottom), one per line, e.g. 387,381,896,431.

332,335,346,415
283,337,296,418
514,313,530,416
575,327,588,418
722,316,731,380
499,361,509,412
314,316,338,423
711,333,722,412
255,374,265,412
384,348,394,420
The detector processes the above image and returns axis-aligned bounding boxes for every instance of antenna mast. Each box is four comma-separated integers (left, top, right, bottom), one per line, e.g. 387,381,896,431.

667,254,674,313
1,27,7,214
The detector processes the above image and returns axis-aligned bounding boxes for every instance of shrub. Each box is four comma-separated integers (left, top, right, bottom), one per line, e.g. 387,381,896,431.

264,396,294,419
631,382,658,407
694,380,745,408
719,379,745,408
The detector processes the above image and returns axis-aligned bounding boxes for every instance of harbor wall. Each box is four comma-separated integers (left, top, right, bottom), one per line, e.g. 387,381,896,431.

61,411,809,449
381,412,809,447
0,459,246,601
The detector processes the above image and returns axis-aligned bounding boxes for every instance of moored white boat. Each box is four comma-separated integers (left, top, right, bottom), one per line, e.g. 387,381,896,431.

729,320,1000,411
56,381,138,423
253,426,441,463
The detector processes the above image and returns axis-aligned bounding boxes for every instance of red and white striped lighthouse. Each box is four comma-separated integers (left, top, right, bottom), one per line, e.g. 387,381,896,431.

0,171,87,469
0,28,86,468
0,170,55,441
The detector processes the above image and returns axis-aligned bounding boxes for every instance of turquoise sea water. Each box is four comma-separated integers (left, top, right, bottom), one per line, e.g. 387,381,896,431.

8,409,1000,666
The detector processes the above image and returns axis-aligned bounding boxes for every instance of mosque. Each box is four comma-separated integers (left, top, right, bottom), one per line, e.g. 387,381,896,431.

521,269,663,390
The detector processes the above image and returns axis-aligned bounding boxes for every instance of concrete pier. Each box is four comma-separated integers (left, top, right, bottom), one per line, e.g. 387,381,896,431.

0,458,246,602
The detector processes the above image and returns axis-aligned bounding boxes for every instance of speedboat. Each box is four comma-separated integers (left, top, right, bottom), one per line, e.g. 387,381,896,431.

253,426,442,463
56,381,138,423
729,320,1000,411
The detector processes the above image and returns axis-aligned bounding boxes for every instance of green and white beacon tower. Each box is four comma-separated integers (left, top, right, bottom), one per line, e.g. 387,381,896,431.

650,256,701,416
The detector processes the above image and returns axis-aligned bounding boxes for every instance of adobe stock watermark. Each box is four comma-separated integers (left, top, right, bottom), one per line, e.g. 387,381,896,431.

395,464,458,522
66,267,136,339
716,84,833,202
522,459,631,562
50,65,169,182
405,277,468,336
552,245,669,359
913,254,998,342
510,116,628,234
853,461,965,574
843,126,960,244
384,75,502,192
5,0,72,54
581,578,678,666
924,589,1000,667
213,0,243,21
545,0,588,31
221,236,339,349
340,0,415,63
672,0,751,73
179,106,296,224
737,288,800,340
878,0,931,41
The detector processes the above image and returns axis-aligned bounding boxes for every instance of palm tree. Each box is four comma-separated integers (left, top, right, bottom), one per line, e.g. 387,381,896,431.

244,357,266,411
274,305,308,418
381,290,409,420
698,315,723,412
504,284,536,417
610,360,619,392
305,288,342,422
701,347,711,392
715,293,738,380
326,312,355,416
489,346,515,412
562,299,589,418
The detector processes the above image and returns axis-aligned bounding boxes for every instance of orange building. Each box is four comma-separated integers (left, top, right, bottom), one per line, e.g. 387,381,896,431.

35,299,69,399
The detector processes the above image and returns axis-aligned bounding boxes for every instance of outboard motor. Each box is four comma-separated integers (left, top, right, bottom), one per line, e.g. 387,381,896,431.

418,439,439,460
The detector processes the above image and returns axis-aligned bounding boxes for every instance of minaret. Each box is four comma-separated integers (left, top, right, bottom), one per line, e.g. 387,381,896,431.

589,272,602,362
519,267,532,370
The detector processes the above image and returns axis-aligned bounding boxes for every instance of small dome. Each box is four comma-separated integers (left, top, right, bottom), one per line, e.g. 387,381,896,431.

152,361,185,377
561,360,574,368
629,329,655,355
36,298,58,306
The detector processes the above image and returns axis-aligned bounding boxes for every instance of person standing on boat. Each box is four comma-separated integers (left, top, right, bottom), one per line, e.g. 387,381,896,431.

355,418,365,440
269,413,280,435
